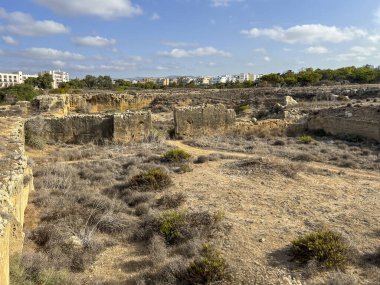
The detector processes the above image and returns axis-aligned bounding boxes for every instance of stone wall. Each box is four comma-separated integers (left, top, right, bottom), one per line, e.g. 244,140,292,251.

70,93,154,113
25,112,152,145
174,104,236,138
31,94,70,116
114,112,152,143
0,118,34,285
0,102,30,117
307,106,380,142
25,115,114,144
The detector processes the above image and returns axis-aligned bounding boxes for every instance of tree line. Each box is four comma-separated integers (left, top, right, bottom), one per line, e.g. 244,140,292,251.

259,65,380,86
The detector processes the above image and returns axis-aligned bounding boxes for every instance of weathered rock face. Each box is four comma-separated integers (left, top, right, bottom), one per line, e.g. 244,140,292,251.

307,106,380,142
26,115,114,144
70,93,154,113
114,112,152,143
0,118,34,285
0,101,30,117
174,104,236,138
32,94,70,116
25,112,152,145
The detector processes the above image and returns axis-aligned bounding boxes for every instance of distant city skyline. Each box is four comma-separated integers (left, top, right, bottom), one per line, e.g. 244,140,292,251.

1,0,380,78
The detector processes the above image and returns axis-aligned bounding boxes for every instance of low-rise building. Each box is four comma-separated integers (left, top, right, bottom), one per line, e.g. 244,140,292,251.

0,71,38,88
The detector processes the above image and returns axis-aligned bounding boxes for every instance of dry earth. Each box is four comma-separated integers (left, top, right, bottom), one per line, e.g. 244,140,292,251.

23,139,380,285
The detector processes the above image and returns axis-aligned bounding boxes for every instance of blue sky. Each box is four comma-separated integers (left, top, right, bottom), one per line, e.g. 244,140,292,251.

1,0,380,78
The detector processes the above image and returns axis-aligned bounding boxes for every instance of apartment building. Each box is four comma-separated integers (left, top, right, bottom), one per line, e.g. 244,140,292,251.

40,70,70,89
0,71,38,88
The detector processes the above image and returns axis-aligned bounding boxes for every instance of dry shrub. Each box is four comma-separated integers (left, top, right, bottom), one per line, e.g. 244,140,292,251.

135,203,151,216
129,169,172,192
194,155,209,164
157,193,186,209
292,229,351,270
185,244,230,284
231,158,301,179
149,235,168,266
161,149,191,163
324,271,359,285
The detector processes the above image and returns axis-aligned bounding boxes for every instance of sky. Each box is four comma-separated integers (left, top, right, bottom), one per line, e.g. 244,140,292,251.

1,0,380,78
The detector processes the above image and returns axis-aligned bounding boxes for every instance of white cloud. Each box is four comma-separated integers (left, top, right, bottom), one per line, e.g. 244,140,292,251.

73,64,95,71
331,46,377,62
156,66,168,71
374,5,380,24
36,0,142,19
368,34,380,43
211,0,244,7
264,56,271,62
72,36,116,47
305,46,328,54
241,24,367,44
246,62,255,67
254,48,267,54
24,48,85,60
2,35,17,45
161,41,198,48
52,60,66,68
151,12,160,21
0,8,69,36
159,47,231,58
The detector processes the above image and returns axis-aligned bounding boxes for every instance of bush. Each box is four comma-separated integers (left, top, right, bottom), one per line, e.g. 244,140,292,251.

157,193,186,209
273,140,286,146
129,169,172,192
238,105,250,113
185,244,230,284
160,211,186,244
25,135,46,150
194,155,209,164
300,134,313,144
292,229,350,269
162,149,191,163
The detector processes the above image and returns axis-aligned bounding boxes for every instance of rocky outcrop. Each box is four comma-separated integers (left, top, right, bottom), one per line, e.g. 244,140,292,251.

0,101,30,117
70,93,154,113
307,106,380,142
114,112,152,143
25,112,152,145
31,94,70,116
174,104,236,138
0,118,34,285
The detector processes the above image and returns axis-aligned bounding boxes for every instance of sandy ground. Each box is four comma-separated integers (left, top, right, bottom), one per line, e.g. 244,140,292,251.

24,140,380,284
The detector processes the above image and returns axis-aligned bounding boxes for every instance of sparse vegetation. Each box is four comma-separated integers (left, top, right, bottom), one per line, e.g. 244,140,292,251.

186,244,230,284
300,134,313,144
128,169,172,192
162,149,191,163
292,229,351,269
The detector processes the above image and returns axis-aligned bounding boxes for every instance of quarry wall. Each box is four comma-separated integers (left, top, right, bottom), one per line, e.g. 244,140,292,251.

307,106,380,142
0,118,34,285
174,104,236,138
25,112,152,145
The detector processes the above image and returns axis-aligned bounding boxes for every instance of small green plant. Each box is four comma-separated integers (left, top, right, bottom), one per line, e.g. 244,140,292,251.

129,169,172,192
292,229,350,269
159,211,186,244
300,134,313,144
238,104,250,113
161,149,191,163
186,244,230,284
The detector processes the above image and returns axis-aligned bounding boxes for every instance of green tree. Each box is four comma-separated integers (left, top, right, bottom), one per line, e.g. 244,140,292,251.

37,73,54,89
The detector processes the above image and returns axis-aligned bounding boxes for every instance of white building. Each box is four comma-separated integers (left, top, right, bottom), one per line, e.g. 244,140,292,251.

0,71,38,88
40,70,70,89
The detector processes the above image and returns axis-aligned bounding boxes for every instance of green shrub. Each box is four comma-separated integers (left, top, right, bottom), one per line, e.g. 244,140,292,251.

300,134,313,144
129,169,172,192
292,229,350,269
238,105,250,113
25,135,46,150
186,244,230,284
162,149,191,163
160,211,186,244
